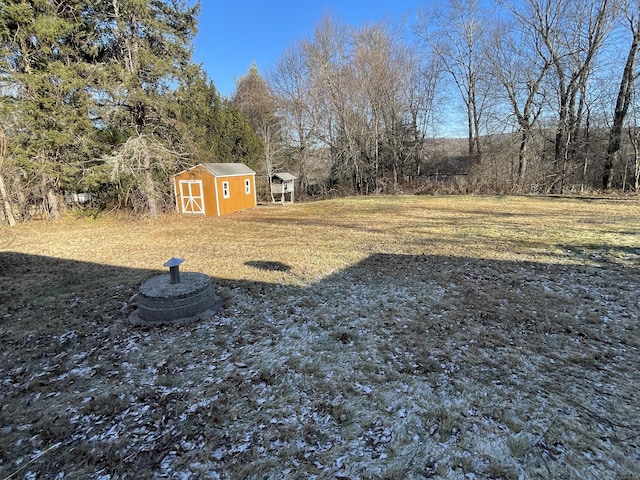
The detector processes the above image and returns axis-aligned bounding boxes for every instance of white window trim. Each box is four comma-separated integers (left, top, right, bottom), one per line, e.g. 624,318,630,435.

245,178,251,194
222,181,230,199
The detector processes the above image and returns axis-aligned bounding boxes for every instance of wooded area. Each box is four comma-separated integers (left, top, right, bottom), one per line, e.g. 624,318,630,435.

2,0,640,224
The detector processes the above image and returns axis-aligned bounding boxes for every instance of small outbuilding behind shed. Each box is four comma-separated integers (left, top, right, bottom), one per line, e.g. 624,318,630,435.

270,172,297,204
172,163,257,217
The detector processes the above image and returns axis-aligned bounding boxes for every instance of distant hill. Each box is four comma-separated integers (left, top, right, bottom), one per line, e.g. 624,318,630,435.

422,137,473,176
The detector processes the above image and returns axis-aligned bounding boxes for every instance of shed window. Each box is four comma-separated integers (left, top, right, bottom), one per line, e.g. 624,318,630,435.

245,179,251,194
222,181,230,199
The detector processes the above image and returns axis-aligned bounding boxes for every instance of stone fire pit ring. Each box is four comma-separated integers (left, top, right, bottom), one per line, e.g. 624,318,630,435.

129,272,223,326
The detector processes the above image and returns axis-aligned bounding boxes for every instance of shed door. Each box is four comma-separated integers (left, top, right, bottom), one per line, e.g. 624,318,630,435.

179,180,205,214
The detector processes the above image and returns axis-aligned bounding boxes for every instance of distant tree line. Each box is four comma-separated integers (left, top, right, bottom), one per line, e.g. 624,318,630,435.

2,0,639,224
250,0,640,198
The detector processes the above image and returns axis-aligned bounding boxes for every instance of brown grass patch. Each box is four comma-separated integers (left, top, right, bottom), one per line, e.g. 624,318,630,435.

1,195,639,478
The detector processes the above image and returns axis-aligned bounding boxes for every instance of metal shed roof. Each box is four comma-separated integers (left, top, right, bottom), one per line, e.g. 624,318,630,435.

202,163,256,177
272,172,297,181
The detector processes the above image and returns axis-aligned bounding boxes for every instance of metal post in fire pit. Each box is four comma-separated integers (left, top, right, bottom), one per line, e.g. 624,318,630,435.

129,257,223,326
163,257,185,284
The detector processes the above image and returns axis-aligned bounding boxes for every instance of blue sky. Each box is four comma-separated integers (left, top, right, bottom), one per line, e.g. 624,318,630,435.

193,0,427,98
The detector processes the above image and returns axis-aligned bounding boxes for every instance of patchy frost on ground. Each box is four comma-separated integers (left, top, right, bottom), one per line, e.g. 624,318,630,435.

1,251,639,479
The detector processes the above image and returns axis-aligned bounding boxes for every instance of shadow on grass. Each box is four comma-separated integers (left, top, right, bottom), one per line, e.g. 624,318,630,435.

0,251,161,315
0,251,639,479
244,260,291,272
558,243,640,263
2,248,638,327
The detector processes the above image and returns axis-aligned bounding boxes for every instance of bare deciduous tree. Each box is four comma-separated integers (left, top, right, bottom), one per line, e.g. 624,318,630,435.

417,0,487,160
268,42,321,194
268,13,443,195
354,22,411,190
404,49,442,180
304,14,372,193
486,17,551,189
234,64,285,198
505,0,615,192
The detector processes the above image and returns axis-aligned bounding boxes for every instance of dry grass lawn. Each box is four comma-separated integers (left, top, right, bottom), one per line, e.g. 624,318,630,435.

0,195,639,479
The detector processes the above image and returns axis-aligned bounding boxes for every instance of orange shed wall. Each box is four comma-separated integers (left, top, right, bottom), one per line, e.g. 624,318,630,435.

215,174,256,216
202,172,218,216
173,166,218,216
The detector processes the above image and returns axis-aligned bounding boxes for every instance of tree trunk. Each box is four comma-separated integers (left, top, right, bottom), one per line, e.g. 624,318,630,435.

472,90,481,159
517,129,529,189
603,20,640,189
554,94,569,168
46,184,62,220
582,156,589,193
0,175,16,226
0,122,16,226
467,102,474,158
629,126,640,191
636,148,640,191
142,150,158,217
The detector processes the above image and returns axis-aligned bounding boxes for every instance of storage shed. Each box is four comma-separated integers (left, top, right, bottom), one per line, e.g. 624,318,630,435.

270,172,297,204
172,163,257,216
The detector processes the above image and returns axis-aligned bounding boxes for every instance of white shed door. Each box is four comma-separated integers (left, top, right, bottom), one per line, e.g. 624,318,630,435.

179,180,205,214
